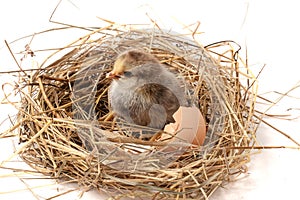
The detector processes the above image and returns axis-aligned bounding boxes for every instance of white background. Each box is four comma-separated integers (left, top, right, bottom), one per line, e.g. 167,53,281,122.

0,0,300,199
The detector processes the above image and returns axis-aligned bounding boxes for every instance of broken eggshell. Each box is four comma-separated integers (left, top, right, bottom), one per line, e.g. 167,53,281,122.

161,106,207,146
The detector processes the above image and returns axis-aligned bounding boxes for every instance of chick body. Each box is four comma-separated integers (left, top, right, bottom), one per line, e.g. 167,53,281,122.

108,50,186,131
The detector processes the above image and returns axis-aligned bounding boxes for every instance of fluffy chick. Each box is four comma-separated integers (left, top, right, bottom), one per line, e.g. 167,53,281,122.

107,49,187,132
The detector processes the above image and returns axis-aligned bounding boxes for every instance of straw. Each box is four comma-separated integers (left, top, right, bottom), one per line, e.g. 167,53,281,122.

1,25,258,199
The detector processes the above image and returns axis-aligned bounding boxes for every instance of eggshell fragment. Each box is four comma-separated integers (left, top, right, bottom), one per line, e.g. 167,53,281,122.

162,106,206,146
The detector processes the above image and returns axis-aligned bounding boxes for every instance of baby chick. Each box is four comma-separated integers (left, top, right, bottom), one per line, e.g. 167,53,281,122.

107,49,187,136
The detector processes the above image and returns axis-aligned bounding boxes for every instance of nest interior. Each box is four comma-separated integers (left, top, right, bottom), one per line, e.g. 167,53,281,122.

11,27,257,199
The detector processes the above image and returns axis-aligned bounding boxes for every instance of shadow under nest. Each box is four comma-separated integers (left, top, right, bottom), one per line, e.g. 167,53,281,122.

16,28,257,199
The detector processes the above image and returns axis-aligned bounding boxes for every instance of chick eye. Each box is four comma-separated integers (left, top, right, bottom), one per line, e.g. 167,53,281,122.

123,71,133,77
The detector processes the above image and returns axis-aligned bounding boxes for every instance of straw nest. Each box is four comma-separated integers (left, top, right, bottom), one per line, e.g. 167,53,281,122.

10,27,258,199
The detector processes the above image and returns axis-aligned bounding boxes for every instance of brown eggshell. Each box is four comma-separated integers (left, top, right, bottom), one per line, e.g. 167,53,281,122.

162,106,206,146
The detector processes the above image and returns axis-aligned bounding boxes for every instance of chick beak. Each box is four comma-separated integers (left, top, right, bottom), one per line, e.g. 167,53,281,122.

106,71,123,79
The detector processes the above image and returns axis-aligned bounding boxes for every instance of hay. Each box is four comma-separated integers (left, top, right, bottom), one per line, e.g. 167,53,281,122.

2,26,258,199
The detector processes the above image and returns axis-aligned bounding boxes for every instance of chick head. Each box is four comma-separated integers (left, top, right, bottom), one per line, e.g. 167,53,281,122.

107,49,159,79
